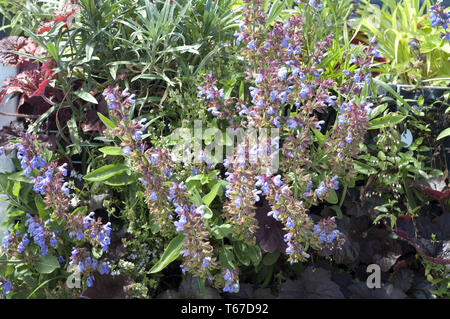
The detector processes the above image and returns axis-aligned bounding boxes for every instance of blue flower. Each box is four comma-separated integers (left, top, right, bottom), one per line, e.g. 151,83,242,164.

278,91,288,104
149,191,157,201
41,246,48,256
134,130,142,141
253,73,264,84
273,175,283,187
249,86,259,98
233,196,242,207
338,115,346,125
286,119,298,129
330,175,339,190
256,98,264,108
315,120,325,131
247,40,255,50
281,35,290,47
50,235,57,248
286,45,293,55
313,224,321,235
277,67,288,81
286,217,294,228
315,182,326,196
1,279,12,296
327,230,339,244
99,262,110,275
17,235,29,253
197,86,206,98
233,31,244,45
86,276,95,288
267,210,280,221
174,214,187,232
345,132,353,143
122,146,132,156
300,84,309,99
272,116,280,128
270,90,278,101
202,257,211,268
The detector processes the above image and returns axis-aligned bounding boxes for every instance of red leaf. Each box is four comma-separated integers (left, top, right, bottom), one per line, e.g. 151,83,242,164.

36,21,55,34
0,62,55,106
0,36,40,66
422,188,450,200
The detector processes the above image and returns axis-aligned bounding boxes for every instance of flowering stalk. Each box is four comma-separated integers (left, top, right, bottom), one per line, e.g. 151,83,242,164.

429,2,450,41
0,132,113,291
196,0,378,263
16,132,70,219
102,86,217,281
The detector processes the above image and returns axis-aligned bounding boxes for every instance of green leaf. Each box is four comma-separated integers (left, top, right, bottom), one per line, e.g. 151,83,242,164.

83,164,129,182
202,182,222,207
311,128,326,146
99,146,124,156
202,206,214,219
262,250,280,266
103,172,135,186
74,90,98,104
46,42,58,62
35,255,60,274
92,247,103,259
247,244,262,266
354,160,377,175
233,241,251,266
330,205,343,219
374,205,389,213
211,224,233,239
369,115,406,130
325,189,338,204
219,246,235,269
7,172,31,183
97,113,116,130
12,181,20,198
35,196,48,221
149,234,184,274
437,127,450,140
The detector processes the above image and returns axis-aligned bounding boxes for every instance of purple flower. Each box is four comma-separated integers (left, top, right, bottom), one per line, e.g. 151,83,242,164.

234,196,242,207
281,35,290,47
99,261,110,275
286,217,294,228
315,182,326,196
338,115,346,125
174,214,187,232
86,276,95,288
315,120,325,131
277,67,288,81
202,257,211,268
267,210,280,221
345,132,353,143
247,40,255,50
270,90,278,101
233,31,244,45
286,119,298,129
272,116,280,127
300,84,309,99
253,73,264,84
122,146,132,156
1,279,12,296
